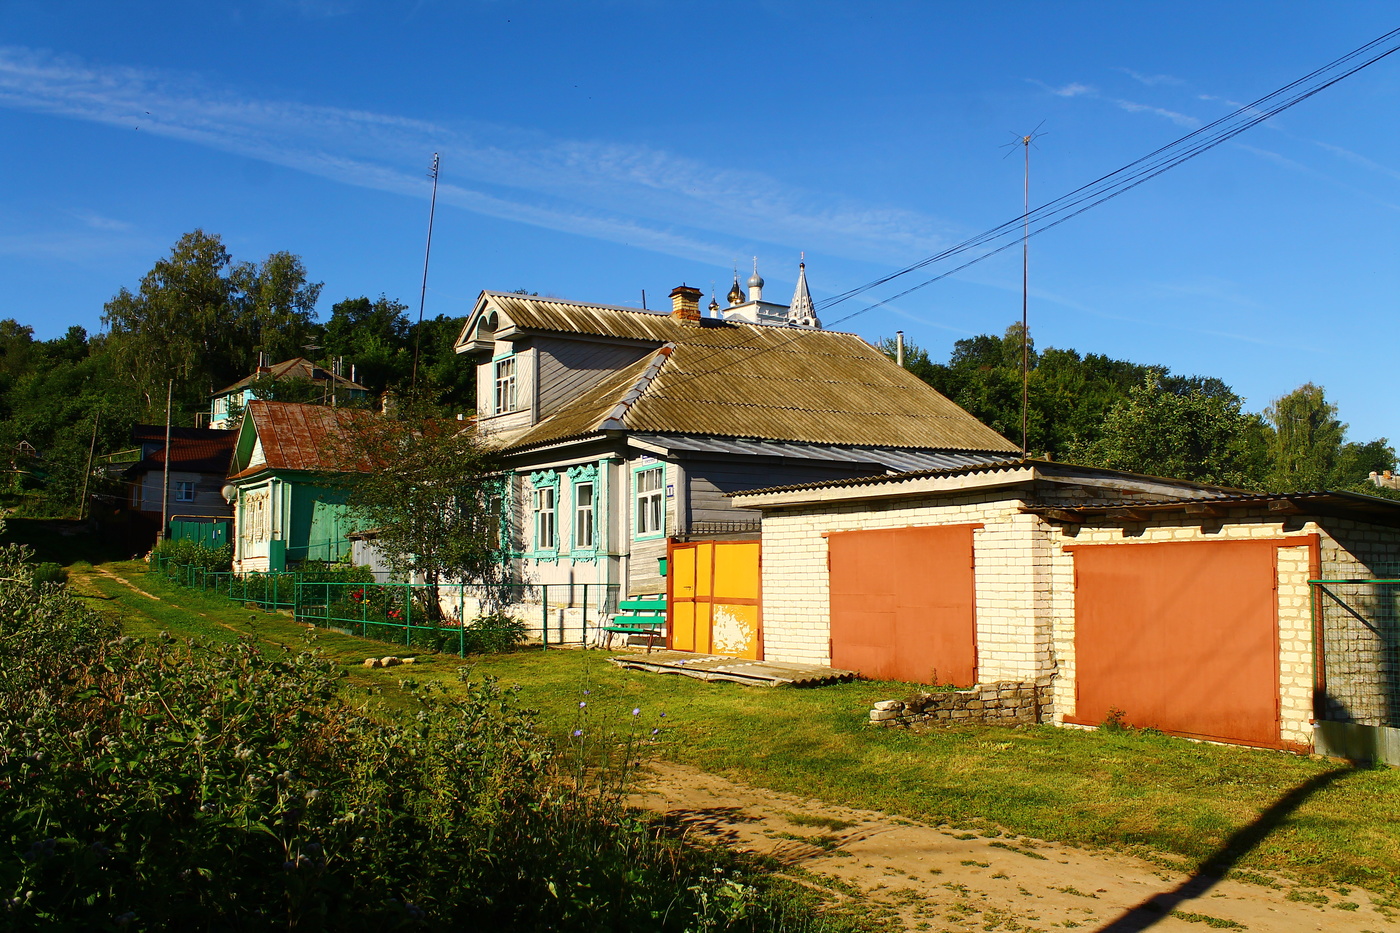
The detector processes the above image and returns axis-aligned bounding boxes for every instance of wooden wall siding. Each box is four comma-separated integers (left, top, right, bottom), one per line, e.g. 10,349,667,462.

686,460,886,526
535,337,653,420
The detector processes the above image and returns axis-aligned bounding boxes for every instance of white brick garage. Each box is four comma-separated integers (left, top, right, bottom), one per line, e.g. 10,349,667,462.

732,461,1400,754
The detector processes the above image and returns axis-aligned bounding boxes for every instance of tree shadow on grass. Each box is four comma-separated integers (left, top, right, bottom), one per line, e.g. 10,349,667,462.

1095,765,1358,932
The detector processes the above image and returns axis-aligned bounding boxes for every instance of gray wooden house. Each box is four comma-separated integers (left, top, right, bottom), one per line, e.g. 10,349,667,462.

453,280,1019,619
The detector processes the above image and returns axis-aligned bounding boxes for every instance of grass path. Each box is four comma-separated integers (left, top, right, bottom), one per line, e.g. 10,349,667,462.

69,560,1400,915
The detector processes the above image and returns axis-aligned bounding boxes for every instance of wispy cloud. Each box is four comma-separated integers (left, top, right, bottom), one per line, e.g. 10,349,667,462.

65,209,132,232
1118,68,1184,87
0,46,955,269
1031,77,1199,128
1107,97,1199,128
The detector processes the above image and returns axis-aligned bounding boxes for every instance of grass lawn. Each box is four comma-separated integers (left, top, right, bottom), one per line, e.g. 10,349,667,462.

71,559,1400,903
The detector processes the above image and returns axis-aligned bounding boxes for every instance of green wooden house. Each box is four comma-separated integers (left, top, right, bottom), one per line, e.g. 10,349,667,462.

227,400,374,572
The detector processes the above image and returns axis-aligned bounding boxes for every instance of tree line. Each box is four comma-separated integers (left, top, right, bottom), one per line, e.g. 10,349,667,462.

882,325,1396,494
0,229,473,517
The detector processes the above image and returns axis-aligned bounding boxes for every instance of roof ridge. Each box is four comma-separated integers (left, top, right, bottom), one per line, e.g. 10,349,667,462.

597,344,675,431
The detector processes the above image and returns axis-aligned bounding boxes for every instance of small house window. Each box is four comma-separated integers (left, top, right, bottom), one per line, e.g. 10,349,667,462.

635,467,664,537
533,485,556,550
494,357,517,414
574,482,595,549
174,481,195,502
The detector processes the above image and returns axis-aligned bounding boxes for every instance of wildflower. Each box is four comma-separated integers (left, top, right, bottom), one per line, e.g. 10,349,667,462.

578,701,586,708
631,707,640,716
573,729,583,737
651,728,660,736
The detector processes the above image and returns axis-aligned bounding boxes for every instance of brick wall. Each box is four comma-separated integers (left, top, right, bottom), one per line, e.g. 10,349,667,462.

757,487,1400,752
759,489,1053,684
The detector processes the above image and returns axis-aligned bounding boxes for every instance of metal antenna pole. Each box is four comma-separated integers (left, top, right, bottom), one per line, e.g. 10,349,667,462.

411,152,441,391
1021,133,1030,460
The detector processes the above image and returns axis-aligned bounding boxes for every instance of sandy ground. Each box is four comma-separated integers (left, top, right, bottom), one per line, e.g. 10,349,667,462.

635,760,1398,933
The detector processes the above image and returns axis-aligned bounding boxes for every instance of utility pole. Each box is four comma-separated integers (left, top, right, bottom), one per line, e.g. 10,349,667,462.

78,411,99,522
1005,123,1043,460
159,380,172,542
411,152,441,391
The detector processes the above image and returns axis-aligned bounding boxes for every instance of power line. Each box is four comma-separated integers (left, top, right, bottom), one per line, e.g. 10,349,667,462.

653,27,1400,393
817,26,1400,320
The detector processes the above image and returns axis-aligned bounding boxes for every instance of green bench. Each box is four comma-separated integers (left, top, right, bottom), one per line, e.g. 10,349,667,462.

602,596,666,652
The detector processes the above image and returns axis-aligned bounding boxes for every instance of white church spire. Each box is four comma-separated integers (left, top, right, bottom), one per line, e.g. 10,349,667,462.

787,255,820,328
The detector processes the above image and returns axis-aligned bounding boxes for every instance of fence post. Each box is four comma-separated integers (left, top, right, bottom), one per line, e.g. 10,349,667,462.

459,584,466,658
404,583,412,647
541,584,548,649
581,584,588,647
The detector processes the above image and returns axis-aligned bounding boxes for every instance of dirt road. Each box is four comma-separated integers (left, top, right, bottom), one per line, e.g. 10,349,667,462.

637,761,1397,933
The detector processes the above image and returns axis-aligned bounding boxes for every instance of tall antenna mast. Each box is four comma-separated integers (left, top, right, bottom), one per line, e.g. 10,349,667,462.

1003,124,1044,459
411,152,441,391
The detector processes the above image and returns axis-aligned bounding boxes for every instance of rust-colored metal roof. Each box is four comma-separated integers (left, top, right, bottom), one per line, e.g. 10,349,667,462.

230,401,377,479
215,357,366,396
473,293,1019,454
134,434,237,474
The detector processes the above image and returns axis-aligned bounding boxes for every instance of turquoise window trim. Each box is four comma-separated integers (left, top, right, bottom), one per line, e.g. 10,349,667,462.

528,472,559,556
570,472,598,555
632,463,666,542
491,349,516,362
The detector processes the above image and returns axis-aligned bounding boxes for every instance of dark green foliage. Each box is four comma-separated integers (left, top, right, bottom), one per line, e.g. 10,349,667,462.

340,404,505,619
151,539,233,573
884,325,1393,491
0,542,841,932
31,562,67,586
462,610,529,654
1068,372,1271,488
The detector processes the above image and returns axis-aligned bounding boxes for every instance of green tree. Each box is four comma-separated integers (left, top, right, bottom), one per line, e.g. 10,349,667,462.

1069,373,1270,488
102,230,232,410
1265,383,1395,491
321,295,412,395
340,401,503,618
101,231,323,412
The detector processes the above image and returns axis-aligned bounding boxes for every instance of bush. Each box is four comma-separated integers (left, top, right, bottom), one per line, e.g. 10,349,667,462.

462,610,528,654
151,538,233,574
31,561,67,586
0,541,842,932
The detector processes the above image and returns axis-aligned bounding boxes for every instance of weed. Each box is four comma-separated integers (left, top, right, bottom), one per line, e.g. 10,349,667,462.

783,812,856,832
1286,888,1330,907
990,841,1048,860
1054,886,1098,899
1100,706,1130,731
1334,902,1359,911
1168,909,1246,928
960,860,990,868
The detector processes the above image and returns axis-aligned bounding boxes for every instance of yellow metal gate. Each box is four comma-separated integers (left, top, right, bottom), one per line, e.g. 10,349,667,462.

667,540,762,659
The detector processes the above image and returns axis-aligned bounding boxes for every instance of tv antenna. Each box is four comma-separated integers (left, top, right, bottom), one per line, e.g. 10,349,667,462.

1002,123,1046,459
411,152,441,390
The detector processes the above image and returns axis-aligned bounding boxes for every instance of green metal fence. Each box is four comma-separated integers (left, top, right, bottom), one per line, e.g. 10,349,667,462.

1309,577,1400,729
293,581,622,655
151,556,623,656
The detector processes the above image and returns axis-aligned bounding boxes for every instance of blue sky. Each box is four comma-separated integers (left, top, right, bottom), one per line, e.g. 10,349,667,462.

2,2,1398,443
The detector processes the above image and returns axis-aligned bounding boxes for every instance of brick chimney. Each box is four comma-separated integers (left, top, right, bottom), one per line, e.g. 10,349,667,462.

669,285,702,323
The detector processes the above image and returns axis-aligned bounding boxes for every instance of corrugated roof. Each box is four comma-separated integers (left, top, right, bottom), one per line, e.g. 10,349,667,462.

728,458,1245,499
133,434,237,474
215,358,366,396
230,401,377,479
630,434,1008,473
471,292,1019,454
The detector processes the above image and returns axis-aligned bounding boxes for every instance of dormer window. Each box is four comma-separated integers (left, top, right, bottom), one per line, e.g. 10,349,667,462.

493,356,518,414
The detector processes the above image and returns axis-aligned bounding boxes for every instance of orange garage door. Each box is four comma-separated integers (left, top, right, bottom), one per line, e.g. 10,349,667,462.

828,525,977,686
1069,540,1280,747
